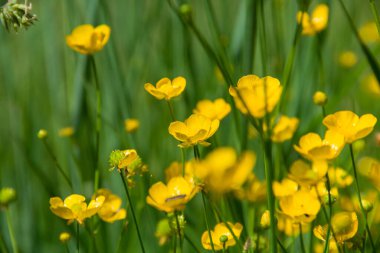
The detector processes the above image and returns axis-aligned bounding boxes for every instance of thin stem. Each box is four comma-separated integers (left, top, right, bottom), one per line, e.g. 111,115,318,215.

42,139,72,189
119,172,146,253
167,100,176,122
222,243,226,253
175,212,183,253
277,237,288,253
299,223,306,253
201,191,216,253
0,232,9,253
6,209,18,253
65,244,71,253
349,144,376,252
369,0,380,35
184,234,202,253
89,55,102,192
323,174,333,253
76,222,79,253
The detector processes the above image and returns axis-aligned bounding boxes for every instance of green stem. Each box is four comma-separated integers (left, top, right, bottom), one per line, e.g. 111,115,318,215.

42,139,72,189
76,222,79,253
184,234,202,253
299,223,306,253
6,209,18,253
277,237,288,253
175,212,183,253
89,55,102,192
323,174,333,253
369,0,380,35
349,144,376,252
119,172,146,253
201,191,216,253
0,232,9,253
167,100,176,122
65,244,71,253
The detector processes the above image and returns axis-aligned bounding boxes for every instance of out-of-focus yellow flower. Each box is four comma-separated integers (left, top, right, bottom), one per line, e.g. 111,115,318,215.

168,114,219,148
339,51,357,68
124,118,139,133
193,98,231,121
362,74,380,97
189,148,256,194
323,111,377,143
49,194,105,224
328,167,353,188
313,91,328,106
260,210,270,229
270,116,299,142
314,182,339,200
229,75,282,118
144,76,186,100
279,189,321,223
359,22,380,43
165,161,185,182
297,4,329,36
93,189,126,223
58,127,74,137
66,24,111,55
294,130,344,161
201,222,243,251
277,212,310,236
236,173,266,202
109,149,138,171
59,232,71,243
358,157,380,191
314,241,339,253
288,160,328,186
313,212,358,244
273,178,298,198
155,218,171,246
0,187,16,208
146,176,199,213
37,129,48,139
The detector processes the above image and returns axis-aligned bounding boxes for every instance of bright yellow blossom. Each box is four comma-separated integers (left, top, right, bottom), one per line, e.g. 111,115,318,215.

358,157,380,191
323,111,377,143
293,130,344,160
314,240,339,253
235,173,266,202
297,4,329,36
314,212,358,244
260,210,270,229
277,212,310,236
58,127,74,137
168,114,219,148
201,222,243,251
270,116,299,142
93,189,126,223
279,189,321,223
328,167,353,188
359,22,380,43
124,118,139,133
59,232,71,243
288,160,328,186
273,178,298,198
313,91,328,106
144,76,186,100
193,98,231,121
339,51,357,68
49,194,105,224
146,176,199,213
66,24,111,55
229,75,282,118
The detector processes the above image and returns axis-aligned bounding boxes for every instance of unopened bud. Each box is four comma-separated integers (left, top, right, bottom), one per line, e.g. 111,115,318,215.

313,91,328,106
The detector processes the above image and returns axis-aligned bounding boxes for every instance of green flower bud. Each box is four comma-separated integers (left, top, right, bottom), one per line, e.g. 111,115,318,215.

0,187,16,208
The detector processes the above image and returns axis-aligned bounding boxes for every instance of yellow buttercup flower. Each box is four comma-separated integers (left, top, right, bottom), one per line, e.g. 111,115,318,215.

358,157,380,191
359,22,380,44
277,212,310,236
313,181,339,200
270,116,299,142
323,111,377,143
273,178,298,198
260,210,270,229
294,130,344,160
362,74,380,97
193,98,231,121
92,189,126,223
339,51,357,68
201,222,243,251
58,127,75,137
314,241,339,253
109,149,138,171
146,176,199,213
59,232,71,243
328,167,353,188
144,76,186,100
229,75,282,118
124,118,139,133
188,147,256,194
66,24,111,55
313,212,358,244
236,173,266,202
168,114,219,148
297,4,329,36
313,91,328,106
288,160,328,186
279,189,321,223
49,194,105,224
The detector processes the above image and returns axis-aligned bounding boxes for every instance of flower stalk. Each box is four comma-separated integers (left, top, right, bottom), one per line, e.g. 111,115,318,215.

6,209,18,253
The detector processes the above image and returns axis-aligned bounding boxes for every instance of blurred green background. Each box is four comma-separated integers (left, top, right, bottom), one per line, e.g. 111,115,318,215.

0,0,379,252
